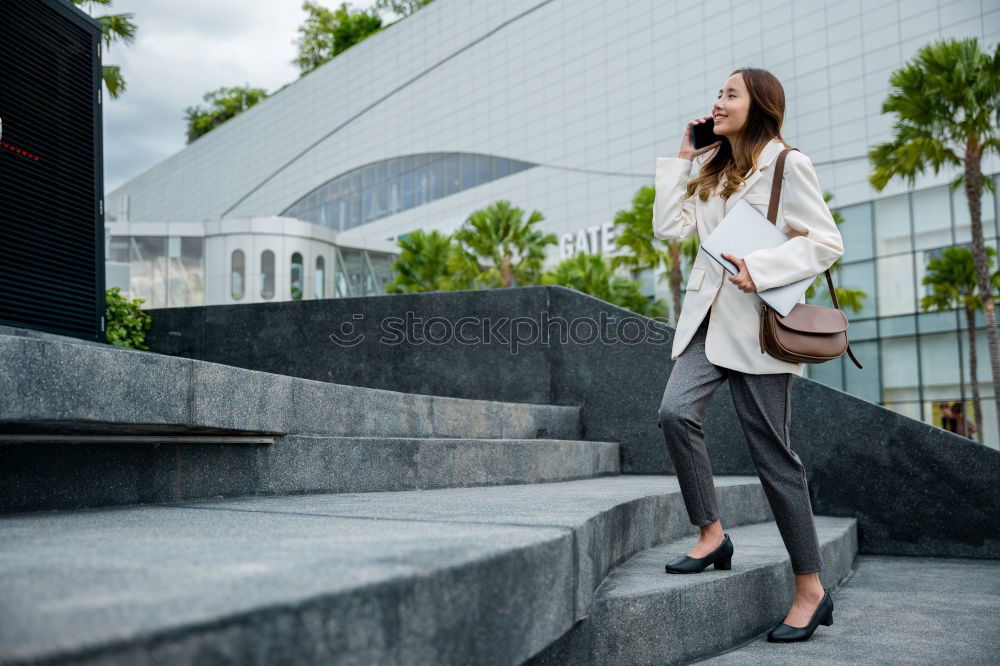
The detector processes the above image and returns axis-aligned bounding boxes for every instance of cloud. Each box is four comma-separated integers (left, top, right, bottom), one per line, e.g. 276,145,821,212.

98,0,382,193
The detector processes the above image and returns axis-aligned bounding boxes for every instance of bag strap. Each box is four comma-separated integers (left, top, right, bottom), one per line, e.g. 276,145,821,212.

766,146,864,370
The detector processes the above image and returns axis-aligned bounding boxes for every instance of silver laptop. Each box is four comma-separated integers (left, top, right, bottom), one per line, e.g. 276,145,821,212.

699,198,815,317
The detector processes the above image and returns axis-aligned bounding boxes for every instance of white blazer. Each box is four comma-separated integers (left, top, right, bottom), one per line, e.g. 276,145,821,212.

652,137,845,376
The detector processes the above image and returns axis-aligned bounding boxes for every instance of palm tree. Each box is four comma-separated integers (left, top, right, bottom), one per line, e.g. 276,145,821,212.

448,200,558,288
385,230,457,293
68,0,137,100
608,185,699,326
868,36,1000,430
542,253,668,318
920,245,1000,444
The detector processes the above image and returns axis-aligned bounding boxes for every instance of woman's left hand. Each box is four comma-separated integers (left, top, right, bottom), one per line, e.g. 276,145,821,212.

721,252,758,293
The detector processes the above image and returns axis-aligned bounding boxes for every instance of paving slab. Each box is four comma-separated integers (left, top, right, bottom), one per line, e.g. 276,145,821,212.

698,553,1000,665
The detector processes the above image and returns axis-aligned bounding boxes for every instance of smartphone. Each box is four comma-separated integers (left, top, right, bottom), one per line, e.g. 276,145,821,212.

691,117,720,150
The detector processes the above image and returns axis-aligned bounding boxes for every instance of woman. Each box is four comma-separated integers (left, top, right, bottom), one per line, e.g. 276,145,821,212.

950,402,978,440
652,68,844,643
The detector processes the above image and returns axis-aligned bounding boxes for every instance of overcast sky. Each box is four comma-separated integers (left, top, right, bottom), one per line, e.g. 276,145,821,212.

90,0,384,193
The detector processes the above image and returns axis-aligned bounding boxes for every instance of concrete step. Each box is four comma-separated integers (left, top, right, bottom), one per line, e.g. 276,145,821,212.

0,475,775,666
0,333,581,440
526,517,858,665
2,435,621,514
1,332,590,513
697,553,1000,664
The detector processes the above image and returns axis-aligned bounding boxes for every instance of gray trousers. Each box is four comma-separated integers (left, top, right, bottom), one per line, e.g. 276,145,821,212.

657,310,824,574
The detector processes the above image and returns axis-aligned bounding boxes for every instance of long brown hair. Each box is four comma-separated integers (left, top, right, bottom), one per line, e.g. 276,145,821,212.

686,68,792,202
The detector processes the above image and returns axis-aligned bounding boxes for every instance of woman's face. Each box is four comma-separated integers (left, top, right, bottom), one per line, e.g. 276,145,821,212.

712,73,750,138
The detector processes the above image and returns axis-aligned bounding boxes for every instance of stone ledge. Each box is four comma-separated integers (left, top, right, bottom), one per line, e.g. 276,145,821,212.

0,333,580,440
1,435,622,514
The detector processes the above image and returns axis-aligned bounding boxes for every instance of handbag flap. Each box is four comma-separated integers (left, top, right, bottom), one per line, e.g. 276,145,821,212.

774,303,848,334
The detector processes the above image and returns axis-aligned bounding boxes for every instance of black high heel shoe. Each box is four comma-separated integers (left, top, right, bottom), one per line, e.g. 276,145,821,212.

767,588,834,642
664,533,733,573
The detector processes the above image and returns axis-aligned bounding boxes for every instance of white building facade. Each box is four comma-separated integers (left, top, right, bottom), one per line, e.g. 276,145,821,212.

106,0,1000,445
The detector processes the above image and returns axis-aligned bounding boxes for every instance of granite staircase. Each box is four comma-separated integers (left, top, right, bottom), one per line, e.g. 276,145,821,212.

0,330,904,665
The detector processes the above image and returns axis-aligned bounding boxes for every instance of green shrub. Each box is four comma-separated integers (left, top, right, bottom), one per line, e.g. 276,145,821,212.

105,287,152,350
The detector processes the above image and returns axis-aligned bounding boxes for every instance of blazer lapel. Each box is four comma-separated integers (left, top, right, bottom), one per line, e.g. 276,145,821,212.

722,138,789,215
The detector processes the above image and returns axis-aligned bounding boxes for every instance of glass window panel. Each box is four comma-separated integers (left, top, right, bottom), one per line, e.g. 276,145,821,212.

377,181,390,220
335,183,347,230
919,331,961,400
400,154,416,176
879,313,916,337
445,154,461,195
834,202,873,261
416,162,430,206
805,355,842,390
429,157,444,200
167,237,204,306
402,164,415,209
332,247,347,297
476,154,493,184
954,182,996,246
927,400,957,433
917,309,958,334
348,191,361,229
494,157,512,180
967,327,995,400
363,184,378,223
130,236,167,309
876,253,915,316
874,194,911,254
511,158,534,173
847,317,877,340
339,248,365,297
290,252,303,300
460,154,477,189
366,251,396,294
915,241,981,316
281,154,538,228
884,401,922,421
360,253,378,295
912,185,951,251
950,393,994,444
843,340,880,404
390,181,401,214
837,260,876,319
361,165,376,189
880,335,919,403
109,236,129,263
231,249,245,301
315,255,325,299
321,182,336,204
260,249,275,300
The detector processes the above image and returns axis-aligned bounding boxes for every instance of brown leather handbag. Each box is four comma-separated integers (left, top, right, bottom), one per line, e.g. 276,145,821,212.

756,147,863,369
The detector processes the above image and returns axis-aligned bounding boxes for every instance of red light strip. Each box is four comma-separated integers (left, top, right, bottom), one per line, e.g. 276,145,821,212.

1,142,41,161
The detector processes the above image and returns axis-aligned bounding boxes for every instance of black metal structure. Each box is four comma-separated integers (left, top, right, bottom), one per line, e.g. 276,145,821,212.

0,0,106,342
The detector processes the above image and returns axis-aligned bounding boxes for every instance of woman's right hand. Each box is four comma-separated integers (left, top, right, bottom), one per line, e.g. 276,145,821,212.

678,115,722,161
